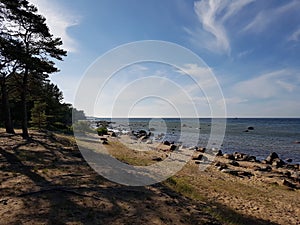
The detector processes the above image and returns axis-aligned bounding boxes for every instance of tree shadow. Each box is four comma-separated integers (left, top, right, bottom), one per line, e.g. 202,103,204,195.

0,131,281,224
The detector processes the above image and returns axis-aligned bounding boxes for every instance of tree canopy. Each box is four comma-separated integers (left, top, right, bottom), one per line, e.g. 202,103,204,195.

0,0,84,136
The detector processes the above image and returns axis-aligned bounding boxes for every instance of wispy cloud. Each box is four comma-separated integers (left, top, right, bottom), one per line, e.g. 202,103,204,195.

29,0,80,53
237,49,253,58
242,0,300,33
288,28,300,42
233,69,299,99
188,0,254,54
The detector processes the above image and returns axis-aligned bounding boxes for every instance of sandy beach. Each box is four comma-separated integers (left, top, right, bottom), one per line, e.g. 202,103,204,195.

0,129,299,225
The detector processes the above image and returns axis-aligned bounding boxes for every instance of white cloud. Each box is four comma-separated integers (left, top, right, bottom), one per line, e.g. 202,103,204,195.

29,0,79,52
177,63,215,88
190,0,254,54
233,69,299,99
288,28,300,42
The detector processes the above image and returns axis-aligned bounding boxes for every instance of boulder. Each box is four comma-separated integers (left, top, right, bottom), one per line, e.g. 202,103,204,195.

234,152,250,161
286,158,293,163
196,147,206,153
247,126,254,130
170,144,178,151
111,132,117,137
260,165,272,172
223,154,235,160
282,179,296,188
283,171,291,178
266,152,279,162
214,161,228,170
272,158,285,168
229,160,240,167
248,155,257,162
290,172,299,181
100,137,108,141
221,169,239,176
163,140,170,146
192,154,203,160
252,165,261,171
238,171,253,177
216,150,223,156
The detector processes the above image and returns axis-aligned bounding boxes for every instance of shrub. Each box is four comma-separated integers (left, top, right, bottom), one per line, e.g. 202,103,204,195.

96,127,108,136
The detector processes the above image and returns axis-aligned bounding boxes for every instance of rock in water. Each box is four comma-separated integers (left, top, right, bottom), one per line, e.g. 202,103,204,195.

247,126,254,130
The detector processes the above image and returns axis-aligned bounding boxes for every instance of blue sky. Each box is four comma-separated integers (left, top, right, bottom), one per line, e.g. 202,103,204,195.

29,0,300,117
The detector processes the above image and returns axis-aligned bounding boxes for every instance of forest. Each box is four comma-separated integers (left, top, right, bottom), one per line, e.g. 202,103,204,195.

0,0,85,138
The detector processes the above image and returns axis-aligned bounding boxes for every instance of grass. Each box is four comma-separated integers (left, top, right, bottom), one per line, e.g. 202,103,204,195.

105,139,162,166
164,176,205,201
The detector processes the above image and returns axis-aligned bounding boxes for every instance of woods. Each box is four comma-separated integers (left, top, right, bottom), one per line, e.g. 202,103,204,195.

0,0,84,137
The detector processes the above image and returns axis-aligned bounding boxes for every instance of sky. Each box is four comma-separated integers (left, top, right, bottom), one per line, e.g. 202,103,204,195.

28,0,300,118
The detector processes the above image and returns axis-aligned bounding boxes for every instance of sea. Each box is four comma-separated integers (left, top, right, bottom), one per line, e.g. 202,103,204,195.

92,118,300,163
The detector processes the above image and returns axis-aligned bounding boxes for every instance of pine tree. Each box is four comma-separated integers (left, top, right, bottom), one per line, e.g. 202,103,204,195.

30,101,47,130
0,0,66,138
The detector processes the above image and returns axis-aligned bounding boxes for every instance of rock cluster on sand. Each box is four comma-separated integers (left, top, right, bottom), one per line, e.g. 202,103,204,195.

212,150,300,189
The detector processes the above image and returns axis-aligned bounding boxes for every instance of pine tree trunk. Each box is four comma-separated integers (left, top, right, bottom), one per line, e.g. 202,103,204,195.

0,77,15,134
21,69,29,139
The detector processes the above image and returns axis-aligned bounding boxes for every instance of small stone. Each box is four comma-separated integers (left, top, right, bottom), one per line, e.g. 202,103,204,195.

152,157,163,162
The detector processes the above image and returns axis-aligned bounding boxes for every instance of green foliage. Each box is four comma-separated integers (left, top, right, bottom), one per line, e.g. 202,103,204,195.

0,0,67,138
96,127,108,136
30,101,47,129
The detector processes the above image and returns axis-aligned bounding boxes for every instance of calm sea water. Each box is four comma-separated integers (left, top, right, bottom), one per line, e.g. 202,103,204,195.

96,118,300,163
